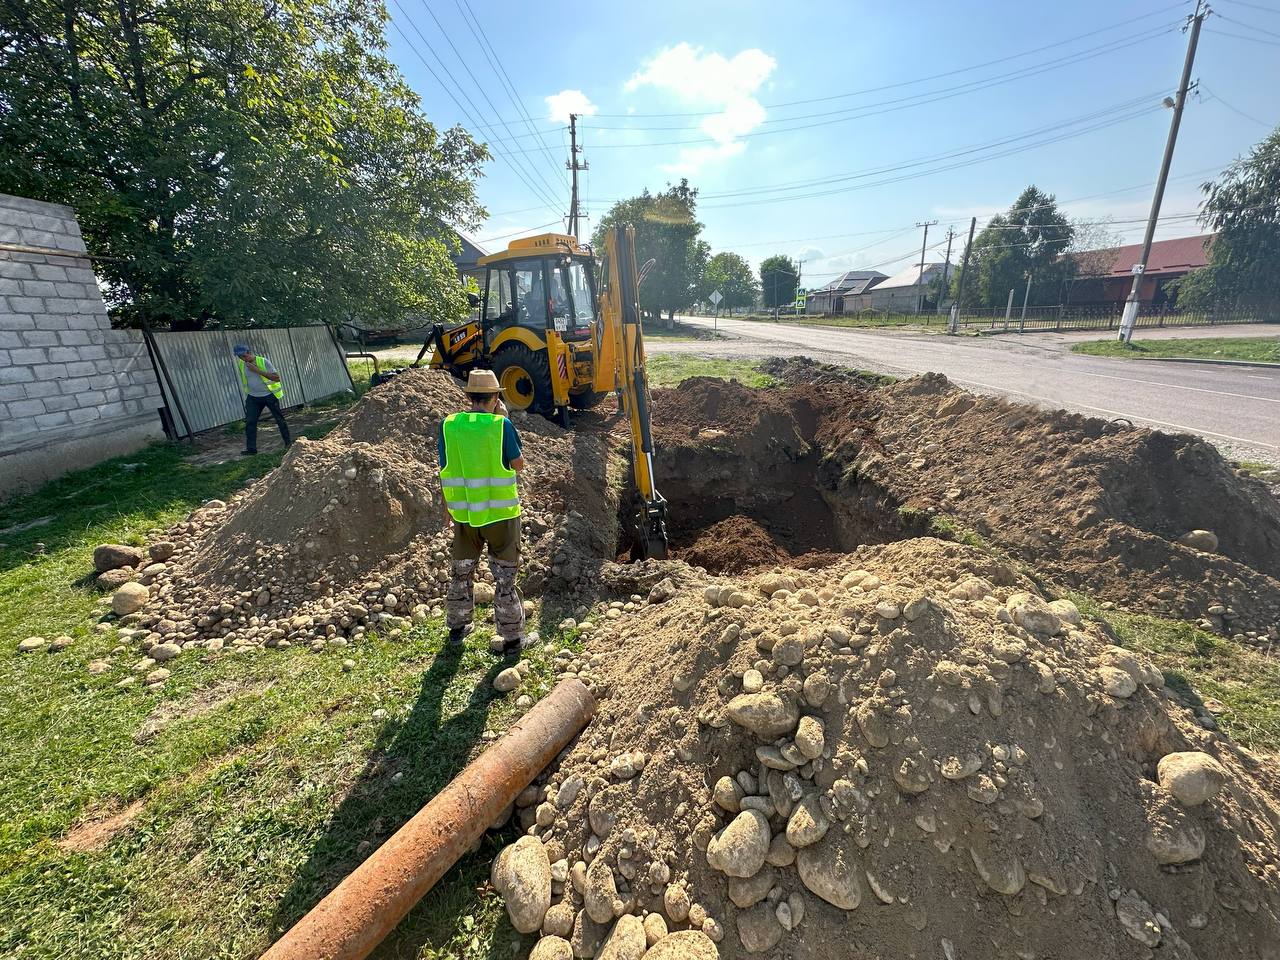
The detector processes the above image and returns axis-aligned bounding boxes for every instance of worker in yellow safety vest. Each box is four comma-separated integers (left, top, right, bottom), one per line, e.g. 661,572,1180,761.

438,369,531,654
233,343,291,456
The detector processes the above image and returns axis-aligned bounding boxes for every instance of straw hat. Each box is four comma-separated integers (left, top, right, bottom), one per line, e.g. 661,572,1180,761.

466,369,501,394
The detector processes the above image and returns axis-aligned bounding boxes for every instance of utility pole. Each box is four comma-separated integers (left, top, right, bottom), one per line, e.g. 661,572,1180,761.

566,114,589,239
948,217,977,334
915,220,937,314
797,260,804,316
1118,0,1207,343
936,227,955,315
1019,273,1034,332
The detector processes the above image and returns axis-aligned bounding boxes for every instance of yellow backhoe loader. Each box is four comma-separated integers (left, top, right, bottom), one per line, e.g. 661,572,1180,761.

419,224,668,560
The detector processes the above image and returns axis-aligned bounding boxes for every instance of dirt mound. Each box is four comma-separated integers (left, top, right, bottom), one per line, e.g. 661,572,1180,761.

676,517,791,574
856,373,1280,640
645,374,1280,645
123,370,619,656
499,538,1280,959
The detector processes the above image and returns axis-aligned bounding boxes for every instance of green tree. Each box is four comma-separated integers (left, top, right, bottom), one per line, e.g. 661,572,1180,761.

703,251,759,312
759,254,799,308
1176,127,1280,311
592,179,705,321
954,186,1075,308
0,0,486,329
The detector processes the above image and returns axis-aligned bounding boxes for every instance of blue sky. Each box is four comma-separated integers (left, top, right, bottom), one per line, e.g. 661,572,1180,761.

384,0,1279,283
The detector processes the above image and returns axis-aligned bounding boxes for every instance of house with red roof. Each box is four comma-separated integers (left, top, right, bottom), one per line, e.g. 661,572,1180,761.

1070,233,1213,308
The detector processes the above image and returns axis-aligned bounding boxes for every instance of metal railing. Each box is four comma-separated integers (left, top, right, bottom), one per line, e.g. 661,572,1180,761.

954,302,1276,333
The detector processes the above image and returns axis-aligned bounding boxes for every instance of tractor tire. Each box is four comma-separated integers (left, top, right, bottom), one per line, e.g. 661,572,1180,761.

568,389,607,410
492,343,553,414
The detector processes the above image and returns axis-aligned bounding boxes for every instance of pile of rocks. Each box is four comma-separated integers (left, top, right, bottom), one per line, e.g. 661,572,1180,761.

492,537,1280,959
80,370,619,680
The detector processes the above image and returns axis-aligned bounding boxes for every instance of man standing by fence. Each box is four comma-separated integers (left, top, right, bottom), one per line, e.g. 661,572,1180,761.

234,343,291,455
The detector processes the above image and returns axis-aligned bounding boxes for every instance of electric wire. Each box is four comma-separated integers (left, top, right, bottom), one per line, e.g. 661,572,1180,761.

1200,87,1274,127
387,10,564,215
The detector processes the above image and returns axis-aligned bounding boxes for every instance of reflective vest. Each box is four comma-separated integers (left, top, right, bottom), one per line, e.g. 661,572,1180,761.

439,412,521,527
239,358,284,399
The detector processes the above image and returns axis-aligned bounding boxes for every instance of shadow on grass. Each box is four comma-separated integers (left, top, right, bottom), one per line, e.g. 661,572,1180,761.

270,641,514,958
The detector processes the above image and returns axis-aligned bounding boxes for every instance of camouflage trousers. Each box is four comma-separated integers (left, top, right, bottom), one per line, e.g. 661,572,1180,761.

446,557,526,641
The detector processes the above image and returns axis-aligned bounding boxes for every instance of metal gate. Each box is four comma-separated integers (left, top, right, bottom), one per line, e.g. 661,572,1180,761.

147,325,354,437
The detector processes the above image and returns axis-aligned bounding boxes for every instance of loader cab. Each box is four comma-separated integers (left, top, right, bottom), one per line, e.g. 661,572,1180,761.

481,243,598,344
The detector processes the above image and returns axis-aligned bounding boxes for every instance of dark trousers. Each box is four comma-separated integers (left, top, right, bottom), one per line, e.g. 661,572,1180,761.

244,393,290,452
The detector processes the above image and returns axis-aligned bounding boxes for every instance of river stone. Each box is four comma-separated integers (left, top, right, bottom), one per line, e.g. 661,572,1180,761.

598,915,647,960
713,775,743,813
643,912,668,946
1047,598,1082,625
663,882,691,922
96,568,136,589
727,865,776,908
736,902,784,953
796,834,862,910
786,794,829,848
1098,666,1137,698
148,540,176,562
112,581,150,616
725,692,799,740
493,667,521,693
1146,817,1206,865
969,838,1026,895
643,930,720,960
571,911,609,959
1115,890,1162,947
530,936,573,960
1157,751,1228,806
491,835,552,933
585,857,621,923
543,903,575,938
18,636,47,653
1179,529,1218,553
706,810,770,878
93,543,144,573
794,716,824,759
1005,592,1060,635
149,642,181,662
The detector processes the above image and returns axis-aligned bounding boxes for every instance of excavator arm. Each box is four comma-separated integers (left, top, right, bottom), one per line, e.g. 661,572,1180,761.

598,225,669,560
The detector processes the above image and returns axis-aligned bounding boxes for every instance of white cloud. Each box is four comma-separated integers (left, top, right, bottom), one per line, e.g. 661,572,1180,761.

626,42,776,175
545,89,598,124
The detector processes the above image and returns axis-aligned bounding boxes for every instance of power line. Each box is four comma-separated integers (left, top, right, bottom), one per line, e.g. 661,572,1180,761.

409,0,566,206
540,27,1180,154
1214,10,1280,35
1204,26,1280,43
474,219,564,244
587,1,1194,119
1201,87,1274,127
1224,0,1280,13
386,9,564,216
583,23,1181,133
452,0,568,189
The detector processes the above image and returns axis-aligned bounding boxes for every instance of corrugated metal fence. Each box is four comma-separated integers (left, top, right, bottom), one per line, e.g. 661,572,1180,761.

148,325,353,436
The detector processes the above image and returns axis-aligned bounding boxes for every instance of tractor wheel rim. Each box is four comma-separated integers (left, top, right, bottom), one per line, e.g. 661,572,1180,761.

500,367,534,409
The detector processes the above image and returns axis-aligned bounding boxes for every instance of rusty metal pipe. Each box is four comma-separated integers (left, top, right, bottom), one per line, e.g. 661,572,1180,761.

261,678,596,960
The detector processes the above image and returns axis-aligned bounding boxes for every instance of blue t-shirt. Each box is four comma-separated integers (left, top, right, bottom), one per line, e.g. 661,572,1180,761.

438,417,522,470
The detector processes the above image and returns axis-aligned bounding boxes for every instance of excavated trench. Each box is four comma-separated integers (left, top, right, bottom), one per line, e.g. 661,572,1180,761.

619,379,928,574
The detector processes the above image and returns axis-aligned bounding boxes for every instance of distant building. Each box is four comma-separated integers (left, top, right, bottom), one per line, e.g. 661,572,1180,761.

450,230,488,283
860,262,948,314
1069,233,1212,308
805,270,887,314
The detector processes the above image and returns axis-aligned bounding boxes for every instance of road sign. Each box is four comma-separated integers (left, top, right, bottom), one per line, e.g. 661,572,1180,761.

794,288,806,309
709,290,723,307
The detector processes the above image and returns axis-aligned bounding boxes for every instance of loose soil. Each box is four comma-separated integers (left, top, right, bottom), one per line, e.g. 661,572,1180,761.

516,539,1280,959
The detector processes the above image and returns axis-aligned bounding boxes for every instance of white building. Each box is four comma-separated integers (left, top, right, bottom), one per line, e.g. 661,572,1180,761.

859,262,949,314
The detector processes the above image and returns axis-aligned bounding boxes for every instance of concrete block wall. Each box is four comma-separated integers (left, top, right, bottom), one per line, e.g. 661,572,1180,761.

1,193,164,498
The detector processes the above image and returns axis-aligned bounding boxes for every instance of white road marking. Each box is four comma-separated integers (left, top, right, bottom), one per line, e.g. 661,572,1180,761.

1071,369,1280,404
949,375,1278,450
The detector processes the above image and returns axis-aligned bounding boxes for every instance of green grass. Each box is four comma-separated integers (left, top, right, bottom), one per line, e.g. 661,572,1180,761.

1070,335,1280,363
0,431,577,959
1069,594,1280,751
645,354,778,388
734,311,946,331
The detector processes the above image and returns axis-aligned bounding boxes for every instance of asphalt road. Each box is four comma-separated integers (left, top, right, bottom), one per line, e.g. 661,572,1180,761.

659,317,1280,466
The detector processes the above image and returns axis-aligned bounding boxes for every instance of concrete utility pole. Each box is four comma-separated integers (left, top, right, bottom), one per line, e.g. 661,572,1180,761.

1019,273,1034,332
915,221,937,314
1118,0,1207,342
566,114,589,240
936,227,955,315
948,217,977,334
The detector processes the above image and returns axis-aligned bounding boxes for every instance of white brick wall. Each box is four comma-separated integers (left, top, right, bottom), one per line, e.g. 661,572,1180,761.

1,193,164,494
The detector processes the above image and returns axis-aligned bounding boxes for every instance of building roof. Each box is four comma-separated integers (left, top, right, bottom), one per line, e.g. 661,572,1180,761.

1078,233,1212,278
450,230,488,272
811,270,888,295
871,262,947,291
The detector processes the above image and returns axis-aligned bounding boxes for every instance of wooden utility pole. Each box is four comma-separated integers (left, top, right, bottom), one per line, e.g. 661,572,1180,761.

936,226,955,315
1118,0,1206,342
947,217,976,334
915,220,937,314
566,114,589,239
